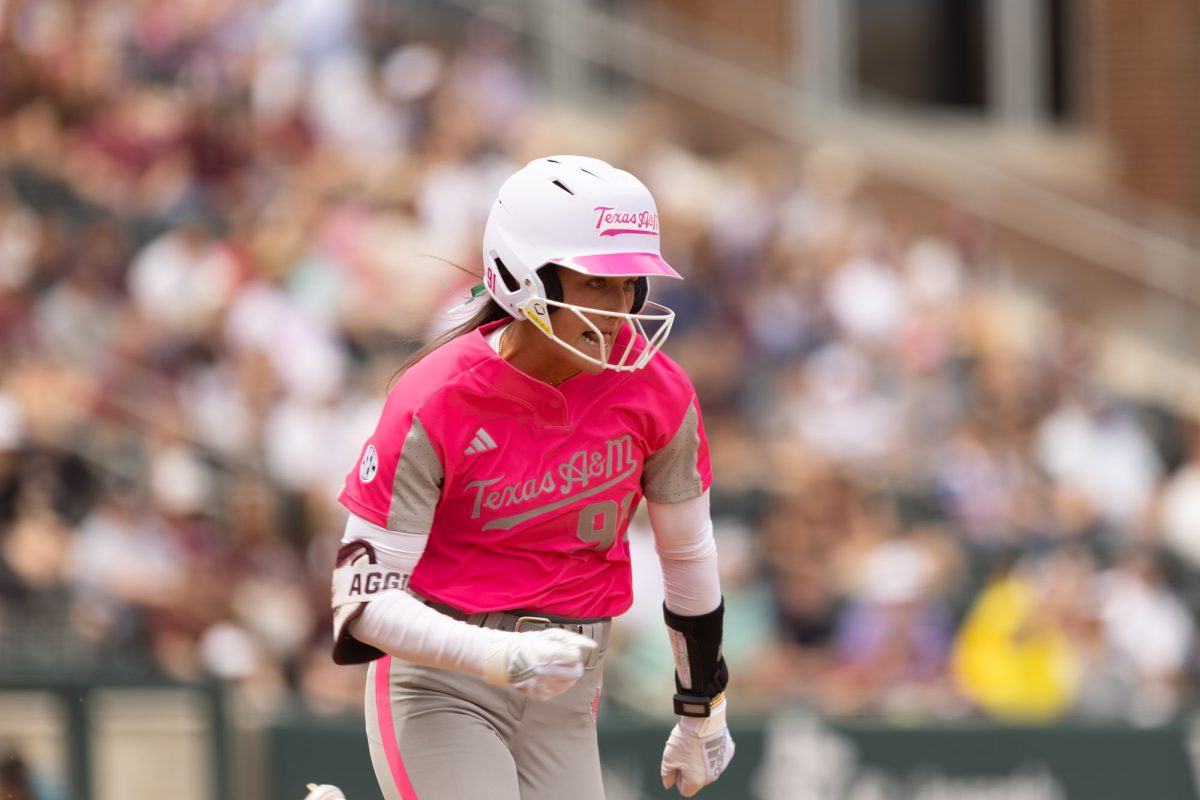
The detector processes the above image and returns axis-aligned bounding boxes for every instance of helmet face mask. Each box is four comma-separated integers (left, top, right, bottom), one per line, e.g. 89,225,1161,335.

518,293,675,372
482,156,681,372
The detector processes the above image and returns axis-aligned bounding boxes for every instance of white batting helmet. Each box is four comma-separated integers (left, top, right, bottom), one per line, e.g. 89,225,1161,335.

481,155,680,371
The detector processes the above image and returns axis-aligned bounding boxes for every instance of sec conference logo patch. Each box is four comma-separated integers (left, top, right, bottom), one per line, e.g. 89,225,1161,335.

359,445,379,483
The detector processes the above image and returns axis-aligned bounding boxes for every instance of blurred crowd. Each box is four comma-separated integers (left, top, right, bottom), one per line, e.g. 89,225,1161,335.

2,0,1200,733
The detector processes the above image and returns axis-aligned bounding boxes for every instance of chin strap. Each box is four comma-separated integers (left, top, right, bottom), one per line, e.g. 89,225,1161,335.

663,599,729,718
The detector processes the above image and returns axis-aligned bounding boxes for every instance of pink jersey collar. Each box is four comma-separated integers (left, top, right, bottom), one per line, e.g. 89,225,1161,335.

469,320,631,428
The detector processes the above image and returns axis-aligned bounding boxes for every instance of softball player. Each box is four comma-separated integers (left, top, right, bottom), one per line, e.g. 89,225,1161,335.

330,156,734,799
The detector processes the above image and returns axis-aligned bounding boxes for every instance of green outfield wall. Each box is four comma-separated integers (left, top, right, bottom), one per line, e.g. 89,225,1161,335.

2,675,1195,800
266,706,1200,800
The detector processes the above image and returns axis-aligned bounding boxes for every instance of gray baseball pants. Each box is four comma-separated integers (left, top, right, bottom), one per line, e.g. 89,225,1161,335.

364,618,611,800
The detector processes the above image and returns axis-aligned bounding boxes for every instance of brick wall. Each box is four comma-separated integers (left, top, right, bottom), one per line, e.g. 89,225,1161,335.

1096,0,1200,215
640,0,792,76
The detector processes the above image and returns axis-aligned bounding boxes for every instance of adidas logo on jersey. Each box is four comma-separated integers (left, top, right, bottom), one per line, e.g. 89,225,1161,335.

464,428,497,456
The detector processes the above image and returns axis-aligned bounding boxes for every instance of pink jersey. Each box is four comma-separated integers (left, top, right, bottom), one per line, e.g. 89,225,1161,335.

339,320,711,618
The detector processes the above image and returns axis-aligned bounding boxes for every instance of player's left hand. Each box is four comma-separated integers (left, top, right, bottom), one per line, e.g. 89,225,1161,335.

660,696,735,796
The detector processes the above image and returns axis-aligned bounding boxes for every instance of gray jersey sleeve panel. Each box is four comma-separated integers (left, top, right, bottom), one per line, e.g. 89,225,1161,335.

642,401,704,504
387,417,443,533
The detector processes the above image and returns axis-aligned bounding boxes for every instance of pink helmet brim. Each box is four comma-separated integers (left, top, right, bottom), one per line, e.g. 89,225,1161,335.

556,252,682,279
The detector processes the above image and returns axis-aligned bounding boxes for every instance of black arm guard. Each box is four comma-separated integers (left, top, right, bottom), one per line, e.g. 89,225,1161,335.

664,599,729,718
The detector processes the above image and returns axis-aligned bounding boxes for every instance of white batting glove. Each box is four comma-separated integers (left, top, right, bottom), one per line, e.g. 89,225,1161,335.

483,628,597,700
304,784,346,800
661,697,735,797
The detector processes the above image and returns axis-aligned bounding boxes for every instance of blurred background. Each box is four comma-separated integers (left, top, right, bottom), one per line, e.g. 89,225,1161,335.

1,0,1200,798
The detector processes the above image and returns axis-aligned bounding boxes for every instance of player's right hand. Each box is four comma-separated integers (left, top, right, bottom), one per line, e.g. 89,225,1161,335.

483,628,598,700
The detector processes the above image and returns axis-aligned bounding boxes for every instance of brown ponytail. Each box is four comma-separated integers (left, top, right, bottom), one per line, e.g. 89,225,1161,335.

387,298,512,391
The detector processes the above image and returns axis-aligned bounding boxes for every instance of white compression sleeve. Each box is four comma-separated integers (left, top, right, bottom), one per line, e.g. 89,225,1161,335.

342,514,505,675
647,490,722,616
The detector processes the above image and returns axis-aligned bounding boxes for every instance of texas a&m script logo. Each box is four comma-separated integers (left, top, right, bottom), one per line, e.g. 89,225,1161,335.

593,206,658,237
466,435,637,531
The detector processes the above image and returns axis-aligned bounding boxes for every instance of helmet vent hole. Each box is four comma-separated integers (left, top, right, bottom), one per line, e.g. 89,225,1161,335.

493,257,520,292
546,158,560,163
551,179,575,196
579,168,598,177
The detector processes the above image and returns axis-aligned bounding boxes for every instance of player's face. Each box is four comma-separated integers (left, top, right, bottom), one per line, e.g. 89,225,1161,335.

552,267,639,374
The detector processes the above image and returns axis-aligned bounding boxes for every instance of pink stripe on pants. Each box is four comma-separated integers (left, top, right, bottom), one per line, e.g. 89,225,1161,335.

375,656,420,800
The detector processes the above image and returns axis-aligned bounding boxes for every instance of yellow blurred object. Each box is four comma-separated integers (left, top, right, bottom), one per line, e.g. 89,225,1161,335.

951,573,1080,721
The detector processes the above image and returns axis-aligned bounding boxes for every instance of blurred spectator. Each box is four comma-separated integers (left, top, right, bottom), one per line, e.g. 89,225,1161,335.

951,550,1091,722
824,532,956,717
1036,391,1163,534
0,0,1196,729
933,420,1029,552
67,478,185,656
1160,423,1200,572
1094,549,1194,724
782,341,901,469
127,220,238,343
